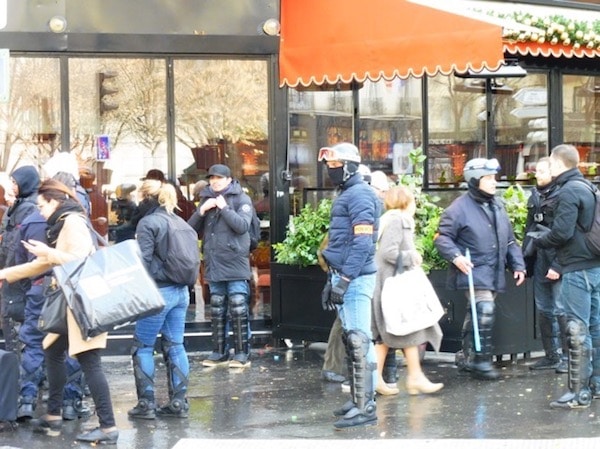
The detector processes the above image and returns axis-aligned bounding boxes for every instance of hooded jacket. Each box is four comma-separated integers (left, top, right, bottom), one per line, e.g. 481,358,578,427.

0,166,40,268
188,179,252,282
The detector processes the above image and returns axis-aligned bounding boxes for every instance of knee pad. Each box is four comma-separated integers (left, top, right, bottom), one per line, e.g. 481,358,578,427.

230,293,249,318
345,330,370,363
566,319,587,350
476,301,495,327
210,294,226,316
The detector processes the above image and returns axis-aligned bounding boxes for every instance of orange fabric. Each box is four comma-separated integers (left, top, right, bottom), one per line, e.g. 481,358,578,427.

505,41,600,59
280,0,505,87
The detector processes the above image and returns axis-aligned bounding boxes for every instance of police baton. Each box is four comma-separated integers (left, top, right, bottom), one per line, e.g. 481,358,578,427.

465,248,481,352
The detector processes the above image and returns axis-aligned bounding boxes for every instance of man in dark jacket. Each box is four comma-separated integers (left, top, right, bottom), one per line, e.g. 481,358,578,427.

523,157,568,373
319,143,380,429
435,158,526,381
188,164,254,368
532,144,600,409
0,166,39,352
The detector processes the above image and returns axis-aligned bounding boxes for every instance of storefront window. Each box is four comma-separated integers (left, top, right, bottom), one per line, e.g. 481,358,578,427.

69,58,168,190
288,88,353,212
563,75,600,179
173,59,269,205
358,79,422,180
427,72,548,187
0,57,60,178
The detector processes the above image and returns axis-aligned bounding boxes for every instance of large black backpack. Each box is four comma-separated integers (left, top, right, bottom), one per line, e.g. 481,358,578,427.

157,212,201,286
575,180,600,256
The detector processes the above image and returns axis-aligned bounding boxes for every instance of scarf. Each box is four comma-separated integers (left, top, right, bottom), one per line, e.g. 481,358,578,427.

46,199,85,248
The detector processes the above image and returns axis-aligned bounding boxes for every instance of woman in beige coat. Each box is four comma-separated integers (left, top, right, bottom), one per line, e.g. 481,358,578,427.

0,179,118,445
371,185,443,396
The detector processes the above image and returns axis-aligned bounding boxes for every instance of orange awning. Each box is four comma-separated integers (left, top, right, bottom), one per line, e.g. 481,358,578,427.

505,41,600,59
279,0,505,87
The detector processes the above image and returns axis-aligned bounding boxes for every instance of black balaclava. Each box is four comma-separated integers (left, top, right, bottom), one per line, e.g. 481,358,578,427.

327,166,345,186
327,161,358,186
467,177,495,204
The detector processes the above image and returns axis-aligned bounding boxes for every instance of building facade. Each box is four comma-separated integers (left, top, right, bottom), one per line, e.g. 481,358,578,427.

0,0,599,346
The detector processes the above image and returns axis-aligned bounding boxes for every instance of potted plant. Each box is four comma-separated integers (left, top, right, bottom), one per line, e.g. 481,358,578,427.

271,199,335,341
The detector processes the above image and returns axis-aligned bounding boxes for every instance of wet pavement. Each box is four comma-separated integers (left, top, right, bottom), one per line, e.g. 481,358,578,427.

3,344,600,449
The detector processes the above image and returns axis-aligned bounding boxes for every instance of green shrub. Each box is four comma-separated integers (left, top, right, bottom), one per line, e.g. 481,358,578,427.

273,199,332,267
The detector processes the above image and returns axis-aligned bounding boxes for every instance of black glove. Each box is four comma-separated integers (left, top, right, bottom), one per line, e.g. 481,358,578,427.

321,279,334,311
330,277,350,305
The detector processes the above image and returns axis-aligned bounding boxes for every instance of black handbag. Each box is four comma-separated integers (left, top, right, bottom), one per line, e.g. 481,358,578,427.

38,276,68,334
53,240,165,340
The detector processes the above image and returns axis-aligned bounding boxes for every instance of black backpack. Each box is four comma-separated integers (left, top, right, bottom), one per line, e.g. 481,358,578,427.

157,212,201,286
249,207,261,251
575,180,600,256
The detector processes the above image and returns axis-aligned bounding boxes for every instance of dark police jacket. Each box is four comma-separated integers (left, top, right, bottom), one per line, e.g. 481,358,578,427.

435,192,525,292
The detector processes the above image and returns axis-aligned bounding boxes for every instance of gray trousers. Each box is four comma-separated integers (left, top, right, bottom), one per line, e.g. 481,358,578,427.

322,315,346,375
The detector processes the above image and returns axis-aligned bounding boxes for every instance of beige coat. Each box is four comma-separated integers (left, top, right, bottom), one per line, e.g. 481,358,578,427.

371,210,442,351
3,213,107,356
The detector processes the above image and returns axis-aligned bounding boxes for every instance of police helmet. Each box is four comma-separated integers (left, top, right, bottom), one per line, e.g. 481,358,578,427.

463,158,500,183
318,143,361,164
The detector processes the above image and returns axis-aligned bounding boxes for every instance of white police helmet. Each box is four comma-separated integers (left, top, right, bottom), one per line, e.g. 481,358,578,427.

463,158,500,183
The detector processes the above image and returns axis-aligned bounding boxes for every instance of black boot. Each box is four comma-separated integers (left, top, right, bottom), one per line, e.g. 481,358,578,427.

230,294,251,368
130,338,157,419
333,330,377,429
333,332,354,417
556,314,569,374
156,337,190,418
530,314,561,370
203,294,229,367
550,319,592,409
382,348,398,384
456,309,473,372
589,347,600,399
62,398,91,421
16,395,35,421
470,302,500,381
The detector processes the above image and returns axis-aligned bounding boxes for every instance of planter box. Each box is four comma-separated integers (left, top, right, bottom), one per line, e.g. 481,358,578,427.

430,270,541,358
270,263,334,342
271,265,541,358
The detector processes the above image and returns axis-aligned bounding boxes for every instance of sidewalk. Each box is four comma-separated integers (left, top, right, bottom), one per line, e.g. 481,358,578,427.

2,345,600,449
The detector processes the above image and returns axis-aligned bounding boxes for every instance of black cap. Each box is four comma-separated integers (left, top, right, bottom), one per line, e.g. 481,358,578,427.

207,164,231,179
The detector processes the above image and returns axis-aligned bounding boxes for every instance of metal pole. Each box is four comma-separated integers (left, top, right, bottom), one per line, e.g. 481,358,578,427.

466,248,481,352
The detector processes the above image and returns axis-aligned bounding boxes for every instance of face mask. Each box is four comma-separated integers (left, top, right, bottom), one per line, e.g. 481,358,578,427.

327,166,345,186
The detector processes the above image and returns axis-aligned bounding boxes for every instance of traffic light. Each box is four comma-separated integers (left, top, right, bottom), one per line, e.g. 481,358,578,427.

98,71,119,115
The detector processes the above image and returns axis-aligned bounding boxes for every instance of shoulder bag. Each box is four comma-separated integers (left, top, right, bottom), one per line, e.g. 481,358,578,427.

380,266,445,336
38,275,68,335
53,239,165,340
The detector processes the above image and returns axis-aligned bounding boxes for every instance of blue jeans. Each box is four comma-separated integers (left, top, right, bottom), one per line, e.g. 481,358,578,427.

133,285,190,399
559,268,600,351
534,279,563,317
333,273,377,386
